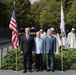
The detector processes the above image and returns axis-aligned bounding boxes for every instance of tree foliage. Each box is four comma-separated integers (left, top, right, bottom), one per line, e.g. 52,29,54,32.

16,0,31,28
31,0,76,30
0,0,31,29
0,1,9,28
0,0,76,30
39,0,60,30
66,0,76,29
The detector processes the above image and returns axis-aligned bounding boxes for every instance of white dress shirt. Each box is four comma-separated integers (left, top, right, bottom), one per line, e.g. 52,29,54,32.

26,34,30,40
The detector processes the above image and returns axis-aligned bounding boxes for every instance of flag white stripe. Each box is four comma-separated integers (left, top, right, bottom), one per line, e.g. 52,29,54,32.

9,25,17,32
10,20,17,28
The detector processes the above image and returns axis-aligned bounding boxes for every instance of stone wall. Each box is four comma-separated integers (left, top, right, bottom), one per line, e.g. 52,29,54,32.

0,29,11,39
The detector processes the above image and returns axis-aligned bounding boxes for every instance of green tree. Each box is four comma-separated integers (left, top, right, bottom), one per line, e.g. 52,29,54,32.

56,0,74,14
30,0,51,29
16,0,31,28
30,2,41,29
0,1,9,28
2,0,31,29
0,0,75,30
66,0,76,29
64,0,74,13
39,0,60,30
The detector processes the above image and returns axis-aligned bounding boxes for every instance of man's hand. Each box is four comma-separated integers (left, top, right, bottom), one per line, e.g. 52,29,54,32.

55,52,59,54
21,51,23,54
32,51,34,54
44,51,46,54
54,52,56,54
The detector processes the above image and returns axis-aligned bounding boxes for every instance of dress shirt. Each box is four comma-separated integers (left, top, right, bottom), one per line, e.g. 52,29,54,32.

26,34,30,40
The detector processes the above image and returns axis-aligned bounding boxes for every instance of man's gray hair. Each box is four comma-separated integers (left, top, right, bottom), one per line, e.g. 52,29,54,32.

47,29,51,32
25,27,30,31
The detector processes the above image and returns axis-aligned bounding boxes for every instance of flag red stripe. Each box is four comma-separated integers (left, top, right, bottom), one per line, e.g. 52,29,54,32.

9,24,17,32
9,18,17,30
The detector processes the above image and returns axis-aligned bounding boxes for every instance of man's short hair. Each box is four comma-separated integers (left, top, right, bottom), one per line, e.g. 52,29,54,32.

36,31,40,34
47,29,51,32
25,27,30,31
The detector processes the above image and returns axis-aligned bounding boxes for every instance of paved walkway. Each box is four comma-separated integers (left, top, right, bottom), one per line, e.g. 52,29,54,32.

0,70,76,75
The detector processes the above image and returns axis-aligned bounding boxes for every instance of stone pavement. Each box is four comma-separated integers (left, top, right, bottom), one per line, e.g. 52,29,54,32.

0,70,76,75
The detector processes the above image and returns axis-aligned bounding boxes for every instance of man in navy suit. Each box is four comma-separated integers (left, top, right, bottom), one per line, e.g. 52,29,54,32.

44,29,56,72
20,28,34,73
34,31,44,71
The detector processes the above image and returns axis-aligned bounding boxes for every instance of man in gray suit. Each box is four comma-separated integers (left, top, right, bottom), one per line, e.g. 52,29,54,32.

44,29,56,72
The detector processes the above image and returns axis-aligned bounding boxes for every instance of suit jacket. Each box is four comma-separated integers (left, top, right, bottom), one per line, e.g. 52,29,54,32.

20,34,34,54
44,36,56,54
34,37,44,54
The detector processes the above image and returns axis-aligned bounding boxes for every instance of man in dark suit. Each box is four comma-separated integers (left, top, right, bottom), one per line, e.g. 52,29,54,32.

44,29,56,72
20,28,34,73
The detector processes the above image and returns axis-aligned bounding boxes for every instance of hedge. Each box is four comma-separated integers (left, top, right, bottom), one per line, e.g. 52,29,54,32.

1,48,76,70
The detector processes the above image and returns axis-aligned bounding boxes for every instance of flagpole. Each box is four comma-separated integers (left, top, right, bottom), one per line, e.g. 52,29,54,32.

61,32,64,72
16,48,18,71
13,1,18,71
60,1,64,72
61,1,63,71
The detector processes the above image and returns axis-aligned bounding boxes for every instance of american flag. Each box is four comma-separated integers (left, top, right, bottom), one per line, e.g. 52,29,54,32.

9,9,19,50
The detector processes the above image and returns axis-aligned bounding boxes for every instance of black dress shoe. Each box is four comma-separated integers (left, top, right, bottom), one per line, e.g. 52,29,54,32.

47,69,50,72
39,68,43,71
23,70,27,73
29,70,33,73
40,69,43,72
51,69,54,72
36,69,39,72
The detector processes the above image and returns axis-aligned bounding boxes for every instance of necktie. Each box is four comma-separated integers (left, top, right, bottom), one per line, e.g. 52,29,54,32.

38,38,41,46
26,35,30,41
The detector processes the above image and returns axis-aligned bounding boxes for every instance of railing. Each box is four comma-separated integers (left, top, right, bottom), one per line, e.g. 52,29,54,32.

0,45,12,69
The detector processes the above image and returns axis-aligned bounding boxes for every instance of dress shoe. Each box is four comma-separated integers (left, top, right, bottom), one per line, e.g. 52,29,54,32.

51,69,54,72
47,69,50,72
29,69,33,73
40,69,43,72
36,69,39,72
23,70,27,73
